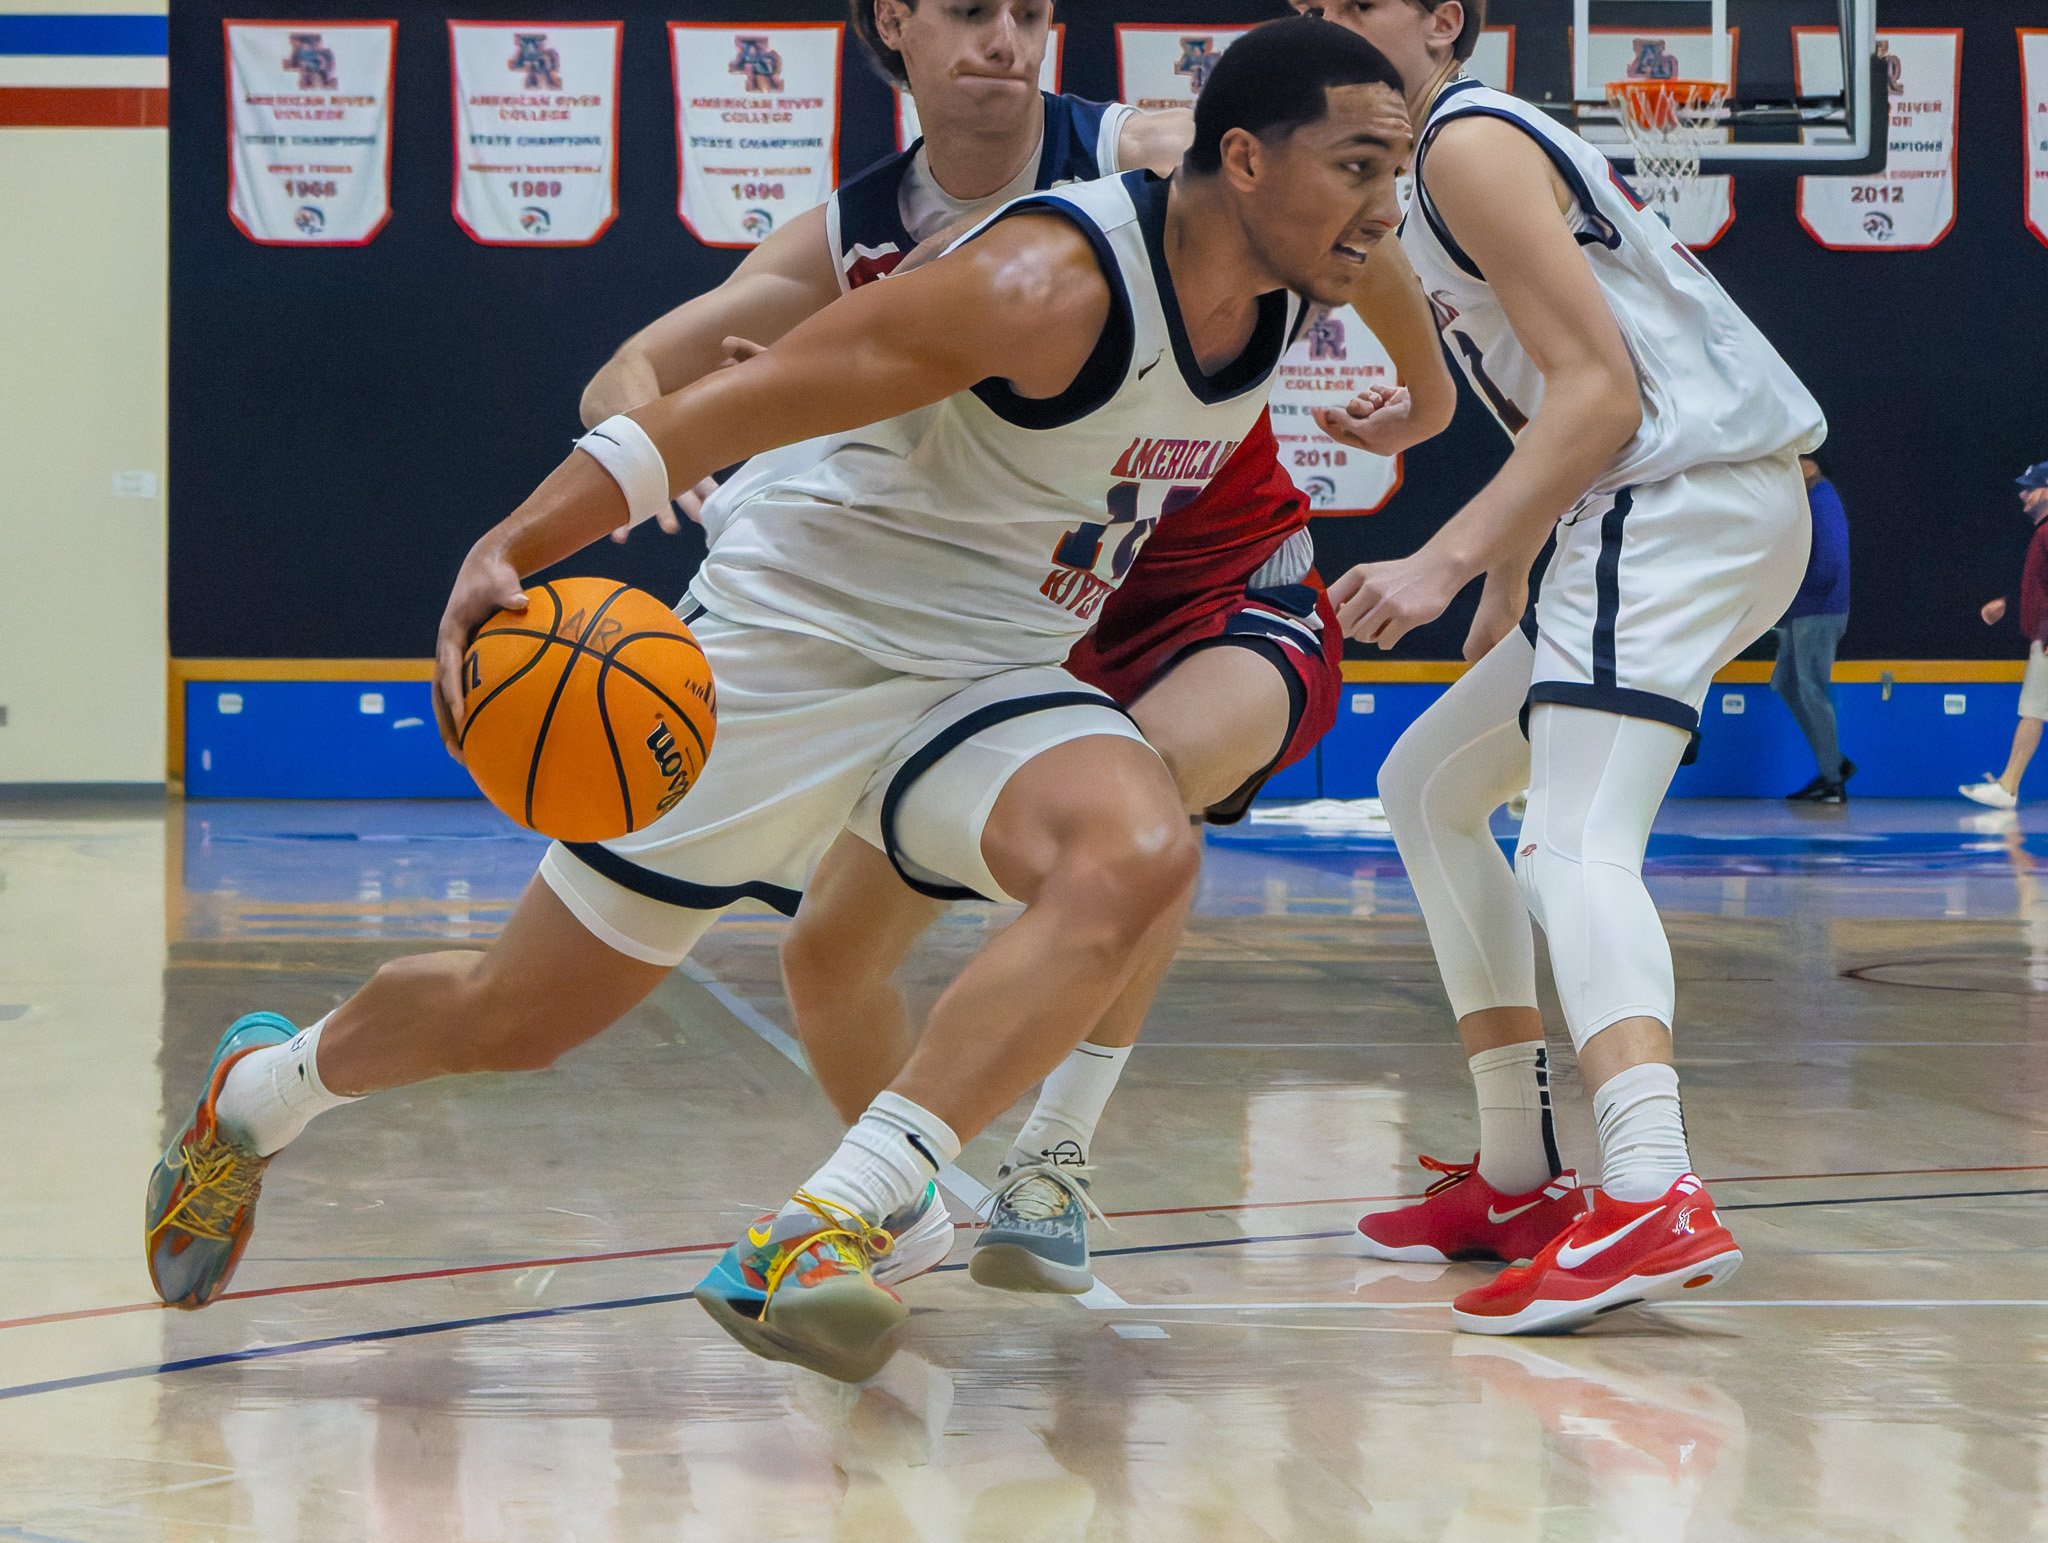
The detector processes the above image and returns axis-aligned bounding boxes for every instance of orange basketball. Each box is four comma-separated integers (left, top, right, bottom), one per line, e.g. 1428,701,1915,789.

458,577,716,842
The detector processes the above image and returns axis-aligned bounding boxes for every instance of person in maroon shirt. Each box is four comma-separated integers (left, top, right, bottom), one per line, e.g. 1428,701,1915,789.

1961,462,2048,808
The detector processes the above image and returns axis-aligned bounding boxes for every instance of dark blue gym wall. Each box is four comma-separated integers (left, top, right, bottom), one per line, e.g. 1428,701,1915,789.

169,0,2048,664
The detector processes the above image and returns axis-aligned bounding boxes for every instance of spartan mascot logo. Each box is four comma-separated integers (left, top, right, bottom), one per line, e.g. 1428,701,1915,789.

1306,312,1347,362
1627,38,1681,81
283,33,338,90
731,36,784,93
509,33,562,91
1175,37,1221,95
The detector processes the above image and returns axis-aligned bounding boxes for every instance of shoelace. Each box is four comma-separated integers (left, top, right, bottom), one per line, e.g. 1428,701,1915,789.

1418,1154,1478,1199
163,1134,263,1243
984,1161,1111,1230
759,1189,896,1300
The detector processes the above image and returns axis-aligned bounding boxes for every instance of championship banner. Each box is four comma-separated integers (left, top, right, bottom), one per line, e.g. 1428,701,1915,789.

450,21,620,247
2021,30,2048,249
1467,26,1515,92
1795,28,1960,251
1270,307,1400,518
225,21,395,246
1580,27,1735,248
898,27,1059,149
672,23,842,249
1115,25,1252,110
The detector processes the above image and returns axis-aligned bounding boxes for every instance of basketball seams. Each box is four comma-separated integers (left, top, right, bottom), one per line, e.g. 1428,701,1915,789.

522,583,632,830
594,659,635,835
602,644,713,759
458,582,565,752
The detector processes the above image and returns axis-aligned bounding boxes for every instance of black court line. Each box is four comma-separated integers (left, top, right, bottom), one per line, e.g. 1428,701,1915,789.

8,1188,2044,1403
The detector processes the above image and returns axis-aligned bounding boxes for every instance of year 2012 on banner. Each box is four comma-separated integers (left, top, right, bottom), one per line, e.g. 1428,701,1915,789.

225,21,395,245
1795,27,1961,250
672,23,842,248
450,21,620,246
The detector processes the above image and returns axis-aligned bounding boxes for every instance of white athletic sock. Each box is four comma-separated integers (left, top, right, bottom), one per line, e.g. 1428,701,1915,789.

1008,1042,1132,1170
1469,1042,1560,1196
783,1091,962,1228
1592,1062,1692,1203
213,1015,360,1157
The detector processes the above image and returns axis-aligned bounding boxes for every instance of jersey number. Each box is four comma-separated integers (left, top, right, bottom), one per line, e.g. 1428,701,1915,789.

1051,481,1204,584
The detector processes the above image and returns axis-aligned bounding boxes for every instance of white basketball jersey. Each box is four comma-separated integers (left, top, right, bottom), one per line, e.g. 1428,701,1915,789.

690,172,1305,676
1403,79,1825,489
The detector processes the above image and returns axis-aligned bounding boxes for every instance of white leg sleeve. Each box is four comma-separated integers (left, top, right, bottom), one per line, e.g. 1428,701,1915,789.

1515,703,1689,1048
1379,629,1538,1020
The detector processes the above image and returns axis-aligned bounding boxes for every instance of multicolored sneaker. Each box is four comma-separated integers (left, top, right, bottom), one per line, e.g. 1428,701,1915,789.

145,1012,297,1308
1452,1173,1742,1335
871,1181,954,1290
968,1156,1105,1295
696,1192,908,1384
1358,1155,1586,1265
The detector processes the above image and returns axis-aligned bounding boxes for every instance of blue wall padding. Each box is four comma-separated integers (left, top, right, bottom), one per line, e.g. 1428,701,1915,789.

185,682,480,798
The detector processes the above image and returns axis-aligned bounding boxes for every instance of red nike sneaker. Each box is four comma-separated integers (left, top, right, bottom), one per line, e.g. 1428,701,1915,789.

1452,1173,1742,1335
1357,1154,1587,1264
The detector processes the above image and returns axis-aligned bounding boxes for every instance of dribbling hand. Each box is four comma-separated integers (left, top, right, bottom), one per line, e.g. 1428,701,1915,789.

1312,385,1415,460
434,541,527,759
1330,551,1469,650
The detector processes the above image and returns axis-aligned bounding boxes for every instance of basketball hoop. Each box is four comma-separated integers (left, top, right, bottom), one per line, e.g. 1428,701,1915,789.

1605,79,1730,214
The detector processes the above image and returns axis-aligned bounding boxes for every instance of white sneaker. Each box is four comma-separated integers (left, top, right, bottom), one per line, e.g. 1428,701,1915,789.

1960,779,2019,810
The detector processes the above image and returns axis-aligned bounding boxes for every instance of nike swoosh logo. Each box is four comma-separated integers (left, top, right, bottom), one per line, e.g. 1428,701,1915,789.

1137,352,1164,379
1487,1201,1541,1223
1554,1209,1661,1270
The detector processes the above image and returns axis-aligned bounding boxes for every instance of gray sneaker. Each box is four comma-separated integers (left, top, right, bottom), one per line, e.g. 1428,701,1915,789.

968,1155,1105,1295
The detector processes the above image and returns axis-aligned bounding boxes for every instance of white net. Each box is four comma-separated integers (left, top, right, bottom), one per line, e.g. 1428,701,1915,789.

1605,79,1730,214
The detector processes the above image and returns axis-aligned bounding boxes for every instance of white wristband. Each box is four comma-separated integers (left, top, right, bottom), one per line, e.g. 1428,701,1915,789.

574,415,671,529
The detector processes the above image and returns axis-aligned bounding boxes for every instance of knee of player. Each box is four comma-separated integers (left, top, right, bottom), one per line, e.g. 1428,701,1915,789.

779,918,864,1009
1058,818,1200,931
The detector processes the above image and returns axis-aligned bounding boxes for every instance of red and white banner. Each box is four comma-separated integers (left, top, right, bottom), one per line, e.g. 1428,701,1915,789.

898,27,1059,149
1468,26,1515,92
450,21,619,247
225,21,394,245
1796,27,1960,251
1115,25,1252,111
1579,27,1736,248
2022,30,2048,248
1270,308,1400,518
673,23,841,249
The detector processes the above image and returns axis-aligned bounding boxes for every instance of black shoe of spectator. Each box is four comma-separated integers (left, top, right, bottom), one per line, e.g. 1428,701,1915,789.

1812,781,1847,804
1786,775,1830,801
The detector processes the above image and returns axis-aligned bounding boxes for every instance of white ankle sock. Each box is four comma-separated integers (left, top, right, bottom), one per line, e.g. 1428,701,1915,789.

784,1091,962,1228
1469,1042,1560,1196
213,1015,359,1157
1009,1041,1132,1169
1592,1061,1691,1203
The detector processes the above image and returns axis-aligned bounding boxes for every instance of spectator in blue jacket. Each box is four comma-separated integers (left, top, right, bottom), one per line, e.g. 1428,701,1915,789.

1774,456,1853,801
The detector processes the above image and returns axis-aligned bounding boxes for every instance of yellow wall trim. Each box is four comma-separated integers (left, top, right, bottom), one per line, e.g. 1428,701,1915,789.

1342,659,2030,686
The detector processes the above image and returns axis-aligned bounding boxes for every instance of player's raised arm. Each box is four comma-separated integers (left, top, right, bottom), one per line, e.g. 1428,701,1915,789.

433,214,1111,730
577,205,842,428
1332,115,1642,649
1117,107,1194,174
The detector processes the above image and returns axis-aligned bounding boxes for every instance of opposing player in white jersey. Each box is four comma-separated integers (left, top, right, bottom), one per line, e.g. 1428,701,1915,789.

143,16,1415,1383
580,0,1454,1299
1297,0,1824,1333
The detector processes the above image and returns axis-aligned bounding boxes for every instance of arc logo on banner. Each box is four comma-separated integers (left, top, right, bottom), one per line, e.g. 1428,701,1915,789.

2020,31,2048,249
449,20,620,246
898,27,1060,149
1270,307,1401,517
1577,27,1737,249
672,23,842,249
1795,28,1961,251
225,21,395,245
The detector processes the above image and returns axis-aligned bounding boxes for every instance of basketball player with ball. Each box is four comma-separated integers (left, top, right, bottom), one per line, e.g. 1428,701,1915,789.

578,0,1453,1297
145,17,1415,1383
1296,0,1826,1332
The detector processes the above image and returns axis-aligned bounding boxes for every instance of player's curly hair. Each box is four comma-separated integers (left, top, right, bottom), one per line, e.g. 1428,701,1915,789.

850,1,1059,88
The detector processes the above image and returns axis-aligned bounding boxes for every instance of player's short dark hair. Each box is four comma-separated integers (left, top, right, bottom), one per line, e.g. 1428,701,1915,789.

850,1,1059,88
1187,16,1407,176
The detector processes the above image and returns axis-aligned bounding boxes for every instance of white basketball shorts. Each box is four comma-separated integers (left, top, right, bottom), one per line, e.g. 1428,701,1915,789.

1523,447,1810,740
539,609,1150,965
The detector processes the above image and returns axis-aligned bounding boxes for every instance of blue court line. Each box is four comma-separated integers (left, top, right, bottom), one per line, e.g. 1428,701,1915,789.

8,1189,2042,1404
0,16,167,55
1,1527,97,1543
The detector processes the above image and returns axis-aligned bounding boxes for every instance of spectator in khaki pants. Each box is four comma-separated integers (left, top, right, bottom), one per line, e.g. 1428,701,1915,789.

1961,463,2048,810
1774,456,1854,801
